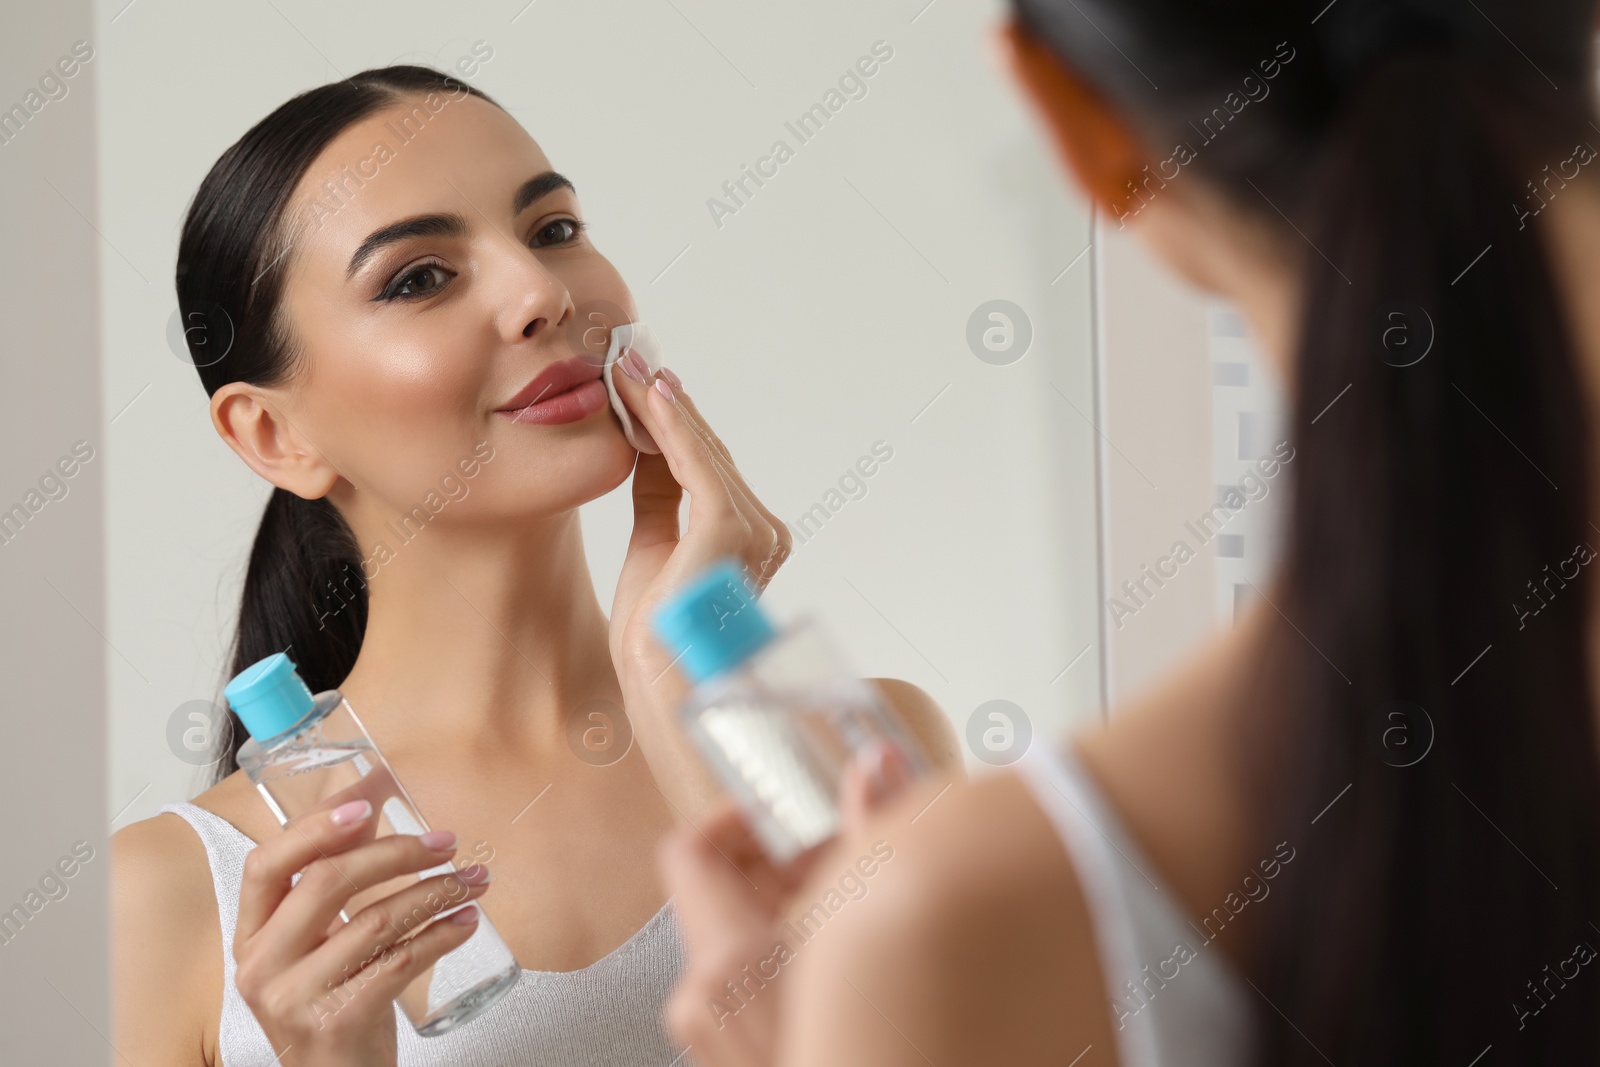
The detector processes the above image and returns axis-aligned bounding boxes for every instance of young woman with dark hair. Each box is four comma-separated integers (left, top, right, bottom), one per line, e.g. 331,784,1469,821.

109,66,958,1066
661,1,1600,1064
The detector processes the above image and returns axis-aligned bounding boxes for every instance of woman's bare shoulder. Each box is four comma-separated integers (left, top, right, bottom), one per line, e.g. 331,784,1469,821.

111,799,221,1063
189,767,280,843
868,677,964,775
778,769,1117,1065
1072,599,1273,955
109,769,263,1066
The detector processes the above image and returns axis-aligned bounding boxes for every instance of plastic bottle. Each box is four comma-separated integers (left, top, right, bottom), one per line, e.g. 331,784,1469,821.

225,652,520,1037
651,558,928,862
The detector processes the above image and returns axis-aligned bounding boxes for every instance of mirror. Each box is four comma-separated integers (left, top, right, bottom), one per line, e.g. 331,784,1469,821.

8,0,1113,1059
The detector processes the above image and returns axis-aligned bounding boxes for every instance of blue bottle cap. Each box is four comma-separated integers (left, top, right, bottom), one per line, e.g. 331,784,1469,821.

650,558,777,684
224,652,316,740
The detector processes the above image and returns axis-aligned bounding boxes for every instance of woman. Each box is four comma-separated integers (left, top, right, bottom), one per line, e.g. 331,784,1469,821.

109,66,959,1066
662,0,1600,1064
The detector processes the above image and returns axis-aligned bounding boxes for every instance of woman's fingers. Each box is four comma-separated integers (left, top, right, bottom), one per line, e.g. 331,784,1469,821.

627,451,685,553
838,741,916,833
660,805,827,935
258,903,484,1042
643,383,792,583
235,799,379,944
257,833,466,972
612,348,791,584
638,381,773,587
659,805,822,1066
241,827,464,979
639,380,745,528
663,379,735,466
290,865,491,1000
318,904,483,1026
608,345,662,451
662,383,794,586
659,808,775,950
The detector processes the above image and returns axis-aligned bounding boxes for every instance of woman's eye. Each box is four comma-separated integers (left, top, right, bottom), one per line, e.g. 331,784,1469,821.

381,263,453,301
531,218,585,248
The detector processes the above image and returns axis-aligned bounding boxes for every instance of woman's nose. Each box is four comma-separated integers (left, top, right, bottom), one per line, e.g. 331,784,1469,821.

491,244,574,346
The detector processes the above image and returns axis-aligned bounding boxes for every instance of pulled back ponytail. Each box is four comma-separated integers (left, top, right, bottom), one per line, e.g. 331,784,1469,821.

174,66,499,781
219,490,368,778
1256,50,1600,1064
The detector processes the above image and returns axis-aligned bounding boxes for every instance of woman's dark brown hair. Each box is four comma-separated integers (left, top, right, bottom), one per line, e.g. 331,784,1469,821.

174,67,499,780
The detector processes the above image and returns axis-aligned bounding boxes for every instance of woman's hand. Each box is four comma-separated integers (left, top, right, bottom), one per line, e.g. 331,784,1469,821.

232,797,491,1066
604,344,794,811
658,742,917,1066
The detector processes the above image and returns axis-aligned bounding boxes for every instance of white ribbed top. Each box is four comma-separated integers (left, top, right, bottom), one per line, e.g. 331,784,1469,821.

1012,742,1256,1067
158,801,686,1067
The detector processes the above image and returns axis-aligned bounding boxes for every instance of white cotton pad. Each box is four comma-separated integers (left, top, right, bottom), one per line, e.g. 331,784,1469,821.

602,322,663,454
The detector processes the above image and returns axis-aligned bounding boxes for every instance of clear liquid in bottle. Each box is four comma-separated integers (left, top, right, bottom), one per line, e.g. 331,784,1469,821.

228,654,520,1036
652,560,929,862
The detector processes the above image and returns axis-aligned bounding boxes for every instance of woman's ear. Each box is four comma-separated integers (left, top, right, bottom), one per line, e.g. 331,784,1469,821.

992,18,1148,224
210,383,341,499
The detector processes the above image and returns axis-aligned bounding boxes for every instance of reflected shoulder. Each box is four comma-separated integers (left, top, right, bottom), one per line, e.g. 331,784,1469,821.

868,676,963,776
778,769,1118,1065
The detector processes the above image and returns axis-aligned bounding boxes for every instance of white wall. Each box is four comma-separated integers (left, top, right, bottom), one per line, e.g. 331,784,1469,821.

0,2,107,1061
1094,223,1289,709
99,0,1106,820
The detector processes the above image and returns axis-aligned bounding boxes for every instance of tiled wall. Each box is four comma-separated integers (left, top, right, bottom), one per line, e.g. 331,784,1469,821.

1207,305,1288,627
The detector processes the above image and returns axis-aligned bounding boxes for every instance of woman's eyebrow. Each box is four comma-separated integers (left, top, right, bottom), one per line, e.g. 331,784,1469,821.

513,171,575,215
344,172,576,281
346,212,467,280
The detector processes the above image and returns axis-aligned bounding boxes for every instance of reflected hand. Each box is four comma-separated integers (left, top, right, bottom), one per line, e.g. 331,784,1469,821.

658,743,915,1066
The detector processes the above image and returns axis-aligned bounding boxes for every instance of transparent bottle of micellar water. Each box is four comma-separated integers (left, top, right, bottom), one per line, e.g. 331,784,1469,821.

225,653,520,1037
650,559,929,863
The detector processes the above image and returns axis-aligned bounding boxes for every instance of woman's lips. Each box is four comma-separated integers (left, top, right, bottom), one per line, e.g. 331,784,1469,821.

499,378,609,425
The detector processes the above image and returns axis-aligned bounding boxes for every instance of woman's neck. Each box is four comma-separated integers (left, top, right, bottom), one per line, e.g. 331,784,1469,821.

1539,176,1600,489
1537,176,1600,712
334,508,618,755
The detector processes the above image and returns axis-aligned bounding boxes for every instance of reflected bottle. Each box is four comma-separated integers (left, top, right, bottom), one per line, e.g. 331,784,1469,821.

651,558,929,862
225,652,520,1037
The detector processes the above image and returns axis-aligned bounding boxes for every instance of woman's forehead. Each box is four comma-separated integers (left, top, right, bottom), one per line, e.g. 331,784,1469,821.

285,94,556,278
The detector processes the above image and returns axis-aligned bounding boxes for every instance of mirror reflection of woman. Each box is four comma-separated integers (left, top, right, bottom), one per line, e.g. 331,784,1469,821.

109,67,959,1067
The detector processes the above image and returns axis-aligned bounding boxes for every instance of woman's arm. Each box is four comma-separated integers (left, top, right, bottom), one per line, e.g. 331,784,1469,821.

111,814,222,1066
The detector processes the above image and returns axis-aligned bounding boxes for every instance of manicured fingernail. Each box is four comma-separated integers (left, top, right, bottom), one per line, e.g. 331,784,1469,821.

420,830,457,851
627,348,651,381
659,366,683,391
618,348,645,383
457,864,491,885
654,377,674,401
330,800,372,826
451,904,480,925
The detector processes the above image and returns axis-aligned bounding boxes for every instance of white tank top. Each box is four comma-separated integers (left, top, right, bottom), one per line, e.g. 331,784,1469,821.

1012,741,1257,1067
158,801,687,1067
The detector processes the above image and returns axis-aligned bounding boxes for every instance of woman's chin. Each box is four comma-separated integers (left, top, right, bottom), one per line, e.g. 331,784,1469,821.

568,422,643,498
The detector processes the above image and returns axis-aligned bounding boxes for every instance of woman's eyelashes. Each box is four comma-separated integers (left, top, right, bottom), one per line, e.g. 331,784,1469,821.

373,216,587,303
530,216,585,248
379,259,453,302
